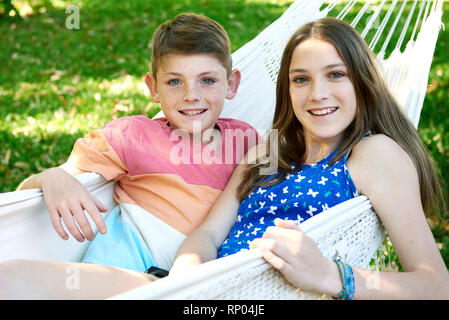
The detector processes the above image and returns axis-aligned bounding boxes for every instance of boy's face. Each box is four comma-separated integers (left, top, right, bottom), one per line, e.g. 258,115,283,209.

146,53,240,136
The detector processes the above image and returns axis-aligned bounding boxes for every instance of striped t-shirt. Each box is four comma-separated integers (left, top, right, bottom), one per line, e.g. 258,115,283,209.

69,115,261,235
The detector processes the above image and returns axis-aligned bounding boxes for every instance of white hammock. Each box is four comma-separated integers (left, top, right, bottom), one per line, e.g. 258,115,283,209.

110,196,383,300
0,0,443,299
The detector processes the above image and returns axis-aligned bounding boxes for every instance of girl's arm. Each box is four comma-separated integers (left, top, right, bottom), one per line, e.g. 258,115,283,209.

169,164,243,273
251,135,449,299
170,144,266,274
346,134,449,299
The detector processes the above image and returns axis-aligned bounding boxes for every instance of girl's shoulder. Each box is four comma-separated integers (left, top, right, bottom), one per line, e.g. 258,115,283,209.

351,133,410,163
347,134,417,194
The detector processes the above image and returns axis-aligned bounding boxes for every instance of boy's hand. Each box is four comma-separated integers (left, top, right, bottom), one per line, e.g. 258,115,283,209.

38,168,108,242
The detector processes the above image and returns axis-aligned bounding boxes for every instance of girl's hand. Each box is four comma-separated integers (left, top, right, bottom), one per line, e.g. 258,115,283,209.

250,218,341,295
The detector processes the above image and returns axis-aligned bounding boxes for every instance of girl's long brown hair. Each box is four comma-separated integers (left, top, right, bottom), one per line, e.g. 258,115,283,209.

237,18,445,217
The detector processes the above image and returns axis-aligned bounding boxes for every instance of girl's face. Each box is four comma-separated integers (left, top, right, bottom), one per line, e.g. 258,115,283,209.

288,38,357,149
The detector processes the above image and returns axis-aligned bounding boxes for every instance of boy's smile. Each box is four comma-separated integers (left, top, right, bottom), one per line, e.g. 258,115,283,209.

146,53,240,138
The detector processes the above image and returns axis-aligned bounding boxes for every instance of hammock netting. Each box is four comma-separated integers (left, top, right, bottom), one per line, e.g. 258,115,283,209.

0,0,444,300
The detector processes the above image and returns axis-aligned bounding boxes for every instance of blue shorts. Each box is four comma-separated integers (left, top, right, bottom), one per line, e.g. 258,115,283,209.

82,206,157,272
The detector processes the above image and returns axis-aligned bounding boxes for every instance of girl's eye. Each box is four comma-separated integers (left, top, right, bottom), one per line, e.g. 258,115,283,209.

168,79,181,86
201,78,216,85
293,76,308,84
329,71,345,79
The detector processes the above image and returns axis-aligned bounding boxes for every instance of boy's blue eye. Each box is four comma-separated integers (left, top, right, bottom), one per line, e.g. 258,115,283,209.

201,78,215,85
168,79,181,86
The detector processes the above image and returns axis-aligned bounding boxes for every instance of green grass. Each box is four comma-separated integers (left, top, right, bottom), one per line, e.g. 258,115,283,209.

0,0,293,189
1,0,448,269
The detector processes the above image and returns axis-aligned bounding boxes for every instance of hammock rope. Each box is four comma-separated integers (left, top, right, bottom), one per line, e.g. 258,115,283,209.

370,0,401,51
383,0,412,55
410,0,427,43
351,0,372,28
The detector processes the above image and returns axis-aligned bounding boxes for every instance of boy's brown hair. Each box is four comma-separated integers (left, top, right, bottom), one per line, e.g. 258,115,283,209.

151,13,232,78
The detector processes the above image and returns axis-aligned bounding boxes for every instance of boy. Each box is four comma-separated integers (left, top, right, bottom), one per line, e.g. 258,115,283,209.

5,13,260,299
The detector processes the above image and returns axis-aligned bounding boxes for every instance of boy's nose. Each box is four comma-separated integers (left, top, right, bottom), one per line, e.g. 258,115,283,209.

183,83,200,102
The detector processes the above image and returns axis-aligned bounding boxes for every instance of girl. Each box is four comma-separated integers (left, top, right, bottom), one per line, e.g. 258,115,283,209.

170,17,449,299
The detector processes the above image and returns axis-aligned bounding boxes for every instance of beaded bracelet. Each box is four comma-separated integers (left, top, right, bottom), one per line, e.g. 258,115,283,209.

333,258,355,300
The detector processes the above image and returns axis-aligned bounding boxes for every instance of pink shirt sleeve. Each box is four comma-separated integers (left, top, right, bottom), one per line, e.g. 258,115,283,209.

68,128,127,181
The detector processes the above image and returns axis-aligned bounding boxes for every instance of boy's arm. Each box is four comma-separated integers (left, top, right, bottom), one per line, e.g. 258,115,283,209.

17,160,84,190
17,161,108,242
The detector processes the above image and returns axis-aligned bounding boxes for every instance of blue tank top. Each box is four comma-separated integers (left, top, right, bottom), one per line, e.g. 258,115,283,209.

217,149,358,258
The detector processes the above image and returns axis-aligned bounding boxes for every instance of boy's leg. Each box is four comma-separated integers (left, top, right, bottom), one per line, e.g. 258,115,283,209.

0,259,156,299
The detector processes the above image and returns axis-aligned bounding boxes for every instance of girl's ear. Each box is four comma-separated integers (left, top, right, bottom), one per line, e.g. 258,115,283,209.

225,69,241,100
145,72,160,103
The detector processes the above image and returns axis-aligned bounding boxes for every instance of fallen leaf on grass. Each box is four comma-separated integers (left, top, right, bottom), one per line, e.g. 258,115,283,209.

5,149,11,163
427,79,441,94
50,70,67,82
14,162,29,168
114,103,129,112
61,85,78,95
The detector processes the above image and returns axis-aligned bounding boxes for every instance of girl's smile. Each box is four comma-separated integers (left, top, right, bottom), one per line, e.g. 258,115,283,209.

289,38,357,154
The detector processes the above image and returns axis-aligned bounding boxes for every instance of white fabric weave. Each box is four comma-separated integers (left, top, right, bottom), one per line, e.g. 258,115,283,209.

111,196,383,300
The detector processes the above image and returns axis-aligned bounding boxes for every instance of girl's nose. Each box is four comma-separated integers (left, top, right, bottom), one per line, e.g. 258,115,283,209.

309,79,330,102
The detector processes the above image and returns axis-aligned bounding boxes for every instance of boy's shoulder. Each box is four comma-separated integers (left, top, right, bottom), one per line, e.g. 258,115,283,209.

216,118,257,131
101,116,258,137
103,115,168,131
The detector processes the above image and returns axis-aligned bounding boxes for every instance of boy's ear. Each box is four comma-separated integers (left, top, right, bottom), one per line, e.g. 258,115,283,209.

226,69,241,100
145,72,160,103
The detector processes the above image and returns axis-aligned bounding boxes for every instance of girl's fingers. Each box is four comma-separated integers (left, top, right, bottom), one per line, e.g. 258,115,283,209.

251,236,295,265
257,246,294,276
274,218,301,231
252,224,306,266
249,237,263,250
